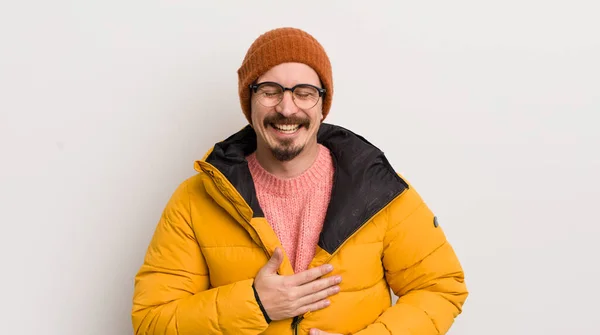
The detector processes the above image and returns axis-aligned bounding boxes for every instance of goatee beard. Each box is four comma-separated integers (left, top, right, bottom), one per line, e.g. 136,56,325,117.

271,139,304,162
262,113,311,161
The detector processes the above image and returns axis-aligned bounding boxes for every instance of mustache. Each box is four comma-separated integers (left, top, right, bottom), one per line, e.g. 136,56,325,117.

263,113,310,128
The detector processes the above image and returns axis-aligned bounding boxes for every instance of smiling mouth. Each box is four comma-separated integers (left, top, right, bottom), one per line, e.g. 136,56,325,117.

271,123,301,134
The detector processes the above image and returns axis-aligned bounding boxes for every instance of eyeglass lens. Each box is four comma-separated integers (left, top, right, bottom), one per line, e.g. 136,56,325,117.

255,83,321,109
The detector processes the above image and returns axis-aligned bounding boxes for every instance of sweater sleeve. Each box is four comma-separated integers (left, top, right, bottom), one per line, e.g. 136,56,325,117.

354,185,469,335
131,180,269,335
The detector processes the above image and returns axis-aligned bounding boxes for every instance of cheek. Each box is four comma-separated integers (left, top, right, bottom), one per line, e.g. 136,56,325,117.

313,101,324,120
311,108,323,123
250,104,266,127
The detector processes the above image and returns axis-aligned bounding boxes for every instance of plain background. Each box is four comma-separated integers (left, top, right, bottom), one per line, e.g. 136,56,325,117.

1,0,599,334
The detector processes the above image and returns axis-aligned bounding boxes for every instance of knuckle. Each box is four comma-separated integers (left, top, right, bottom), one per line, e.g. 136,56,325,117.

288,302,298,313
321,265,332,274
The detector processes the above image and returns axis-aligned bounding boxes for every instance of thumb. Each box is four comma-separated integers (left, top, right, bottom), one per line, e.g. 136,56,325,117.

309,329,324,335
262,247,284,274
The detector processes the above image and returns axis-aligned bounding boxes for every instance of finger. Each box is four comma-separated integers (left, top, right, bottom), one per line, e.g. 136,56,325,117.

288,263,334,286
311,331,341,335
261,247,284,275
296,298,331,316
296,283,340,307
296,275,341,297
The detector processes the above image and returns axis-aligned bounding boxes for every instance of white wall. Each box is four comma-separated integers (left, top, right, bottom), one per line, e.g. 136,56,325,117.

1,1,599,334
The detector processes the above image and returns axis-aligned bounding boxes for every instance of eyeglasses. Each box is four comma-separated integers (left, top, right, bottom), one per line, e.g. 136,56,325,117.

249,81,326,110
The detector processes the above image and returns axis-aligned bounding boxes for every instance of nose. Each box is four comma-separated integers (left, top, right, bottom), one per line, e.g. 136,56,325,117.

275,90,299,117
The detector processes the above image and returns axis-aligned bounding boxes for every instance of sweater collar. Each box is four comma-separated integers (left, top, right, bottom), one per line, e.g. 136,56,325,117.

246,144,333,196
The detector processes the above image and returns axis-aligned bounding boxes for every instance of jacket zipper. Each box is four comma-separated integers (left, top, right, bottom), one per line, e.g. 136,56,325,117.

291,315,304,335
205,162,408,333
287,189,406,334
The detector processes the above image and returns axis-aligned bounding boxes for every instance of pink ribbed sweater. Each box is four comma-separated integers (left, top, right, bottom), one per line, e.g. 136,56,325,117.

246,144,334,273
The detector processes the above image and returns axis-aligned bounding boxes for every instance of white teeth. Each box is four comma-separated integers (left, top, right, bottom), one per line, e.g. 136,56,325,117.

273,124,300,133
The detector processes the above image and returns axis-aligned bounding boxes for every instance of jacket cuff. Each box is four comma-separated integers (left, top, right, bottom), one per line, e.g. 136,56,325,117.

252,282,272,324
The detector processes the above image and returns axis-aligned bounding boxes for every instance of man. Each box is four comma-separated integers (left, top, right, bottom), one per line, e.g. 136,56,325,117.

132,27,468,335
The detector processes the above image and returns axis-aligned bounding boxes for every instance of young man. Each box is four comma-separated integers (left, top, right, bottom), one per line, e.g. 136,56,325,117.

132,27,468,335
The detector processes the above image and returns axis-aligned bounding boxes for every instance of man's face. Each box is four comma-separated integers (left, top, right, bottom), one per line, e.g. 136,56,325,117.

250,62,324,162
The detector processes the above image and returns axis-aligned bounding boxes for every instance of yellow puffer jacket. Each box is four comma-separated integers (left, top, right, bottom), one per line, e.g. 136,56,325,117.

132,124,468,335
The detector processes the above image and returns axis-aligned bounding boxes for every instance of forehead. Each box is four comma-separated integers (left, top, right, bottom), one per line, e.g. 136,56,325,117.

257,62,321,87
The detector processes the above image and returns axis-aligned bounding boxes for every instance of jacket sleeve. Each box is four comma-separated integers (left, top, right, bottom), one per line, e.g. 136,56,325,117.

354,184,469,335
131,180,269,335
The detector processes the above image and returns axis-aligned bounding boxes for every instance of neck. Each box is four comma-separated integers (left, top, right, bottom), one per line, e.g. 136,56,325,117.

254,140,320,179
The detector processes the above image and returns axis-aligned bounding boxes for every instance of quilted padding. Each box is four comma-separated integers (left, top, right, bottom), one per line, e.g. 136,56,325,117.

131,124,468,334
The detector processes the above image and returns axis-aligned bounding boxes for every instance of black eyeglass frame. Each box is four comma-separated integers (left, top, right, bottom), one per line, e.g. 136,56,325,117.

249,81,326,109
249,81,326,97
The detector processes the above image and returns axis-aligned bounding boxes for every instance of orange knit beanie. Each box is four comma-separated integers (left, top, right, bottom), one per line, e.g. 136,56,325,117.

237,27,333,124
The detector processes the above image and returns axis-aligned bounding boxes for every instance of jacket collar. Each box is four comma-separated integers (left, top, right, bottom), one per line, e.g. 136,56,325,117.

195,123,408,254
